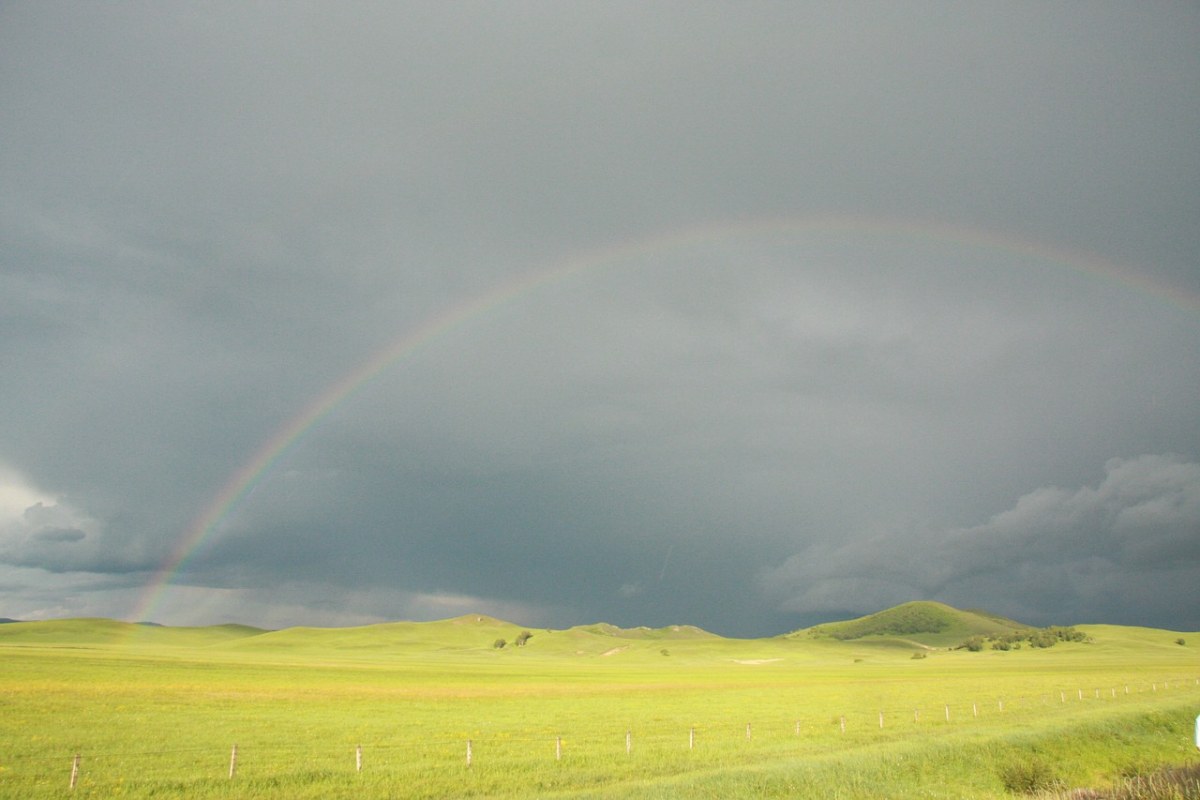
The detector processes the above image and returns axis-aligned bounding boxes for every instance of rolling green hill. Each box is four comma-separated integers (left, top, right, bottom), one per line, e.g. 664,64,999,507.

0,603,1185,661
792,600,1028,647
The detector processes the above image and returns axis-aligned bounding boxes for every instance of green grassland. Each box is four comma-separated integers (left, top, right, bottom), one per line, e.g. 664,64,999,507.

1,603,1197,798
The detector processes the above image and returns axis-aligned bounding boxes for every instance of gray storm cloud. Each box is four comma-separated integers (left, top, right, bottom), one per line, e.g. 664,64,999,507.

1,3,1197,633
762,455,1200,628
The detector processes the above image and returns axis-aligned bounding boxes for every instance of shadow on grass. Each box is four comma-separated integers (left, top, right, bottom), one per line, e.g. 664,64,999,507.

1041,762,1200,799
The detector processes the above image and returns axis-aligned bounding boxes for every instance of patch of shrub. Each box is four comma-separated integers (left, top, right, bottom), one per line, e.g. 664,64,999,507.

959,625,1088,652
492,638,506,649
998,756,1062,794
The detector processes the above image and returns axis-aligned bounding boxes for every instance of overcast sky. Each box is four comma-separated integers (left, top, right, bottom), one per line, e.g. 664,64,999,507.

2,3,1198,636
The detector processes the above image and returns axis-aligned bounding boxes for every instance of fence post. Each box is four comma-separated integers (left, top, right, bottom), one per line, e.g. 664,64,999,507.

69,753,80,790
998,699,1003,713
945,705,950,723
556,736,562,761
626,730,632,755
839,715,845,734
914,708,919,724
356,744,362,773
879,710,884,729
689,727,695,750
228,744,238,779
972,703,978,718
795,720,801,736
466,739,472,767
746,722,752,742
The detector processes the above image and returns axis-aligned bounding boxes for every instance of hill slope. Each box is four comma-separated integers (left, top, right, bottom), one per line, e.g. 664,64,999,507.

0,617,267,647
793,601,1027,647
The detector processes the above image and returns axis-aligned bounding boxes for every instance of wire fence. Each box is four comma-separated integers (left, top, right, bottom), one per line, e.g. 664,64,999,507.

7,674,1198,792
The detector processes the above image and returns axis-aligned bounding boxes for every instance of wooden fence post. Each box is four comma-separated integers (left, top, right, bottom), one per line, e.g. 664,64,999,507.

839,715,845,734
998,699,1003,712
689,727,695,750
69,753,80,790
626,730,632,755
466,739,472,767
944,705,950,723
972,703,978,718
556,736,562,761
879,710,884,729
228,744,238,779
356,744,362,773
746,722,752,741
914,708,919,724
795,720,801,736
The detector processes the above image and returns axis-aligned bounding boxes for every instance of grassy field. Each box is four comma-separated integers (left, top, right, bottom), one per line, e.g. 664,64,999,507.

0,606,1197,798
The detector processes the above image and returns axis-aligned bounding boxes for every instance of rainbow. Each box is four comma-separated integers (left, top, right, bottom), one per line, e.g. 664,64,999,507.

128,214,1199,625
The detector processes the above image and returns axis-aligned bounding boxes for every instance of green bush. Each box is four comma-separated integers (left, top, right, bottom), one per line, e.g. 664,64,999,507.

998,756,1062,794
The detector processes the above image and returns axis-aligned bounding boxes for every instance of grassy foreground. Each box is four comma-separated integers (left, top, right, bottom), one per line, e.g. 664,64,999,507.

0,611,1197,798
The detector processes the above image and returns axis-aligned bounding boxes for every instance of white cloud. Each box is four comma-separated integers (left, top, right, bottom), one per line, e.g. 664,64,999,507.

0,463,110,573
0,464,51,518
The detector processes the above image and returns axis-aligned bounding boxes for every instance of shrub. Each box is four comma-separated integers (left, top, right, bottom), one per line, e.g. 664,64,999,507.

998,756,1062,794
515,630,533,647
492,638,506,649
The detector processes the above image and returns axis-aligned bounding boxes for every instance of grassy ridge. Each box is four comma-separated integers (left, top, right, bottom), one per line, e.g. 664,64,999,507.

0,609,1196,798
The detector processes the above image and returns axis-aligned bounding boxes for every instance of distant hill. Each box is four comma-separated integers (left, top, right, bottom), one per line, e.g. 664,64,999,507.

219,615,721,658
792,601,1027,648
569,623,717,640
0,618,267,646
1,605,1177,660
